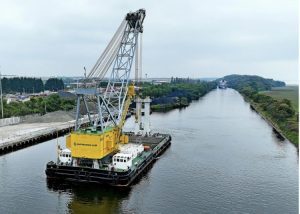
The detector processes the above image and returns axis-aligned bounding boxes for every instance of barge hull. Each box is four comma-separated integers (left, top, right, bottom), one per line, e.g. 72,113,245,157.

46,134,171,187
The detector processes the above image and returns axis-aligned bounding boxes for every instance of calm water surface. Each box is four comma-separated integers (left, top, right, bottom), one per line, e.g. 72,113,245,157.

0,89,298,213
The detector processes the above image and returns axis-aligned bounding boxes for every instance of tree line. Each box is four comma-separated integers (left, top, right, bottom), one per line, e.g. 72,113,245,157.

220,74,285,91
170,77,202,84
140,80,217,111
1,77,64,93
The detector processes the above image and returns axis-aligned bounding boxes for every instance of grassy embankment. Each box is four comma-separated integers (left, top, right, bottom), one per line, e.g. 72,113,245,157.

259,86,299,145
221,75,298,146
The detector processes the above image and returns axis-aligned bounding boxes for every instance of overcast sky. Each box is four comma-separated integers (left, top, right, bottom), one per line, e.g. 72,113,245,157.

0,0,298,83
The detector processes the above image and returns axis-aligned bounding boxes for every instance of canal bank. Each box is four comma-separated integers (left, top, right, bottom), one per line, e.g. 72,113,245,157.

248,100,291,143
241,92,298,146
0,88,298,213
0,122,73,154
0,116,91,155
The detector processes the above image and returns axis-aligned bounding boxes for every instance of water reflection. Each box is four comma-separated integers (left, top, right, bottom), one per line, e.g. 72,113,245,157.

47,180,131,214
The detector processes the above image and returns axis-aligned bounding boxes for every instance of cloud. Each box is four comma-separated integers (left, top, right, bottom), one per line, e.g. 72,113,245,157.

0,0,298,83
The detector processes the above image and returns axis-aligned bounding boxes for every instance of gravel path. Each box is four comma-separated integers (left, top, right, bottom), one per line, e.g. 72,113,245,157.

23,111,75,123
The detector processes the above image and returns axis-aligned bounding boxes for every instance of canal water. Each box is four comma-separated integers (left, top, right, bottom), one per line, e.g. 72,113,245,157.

0,89,298,213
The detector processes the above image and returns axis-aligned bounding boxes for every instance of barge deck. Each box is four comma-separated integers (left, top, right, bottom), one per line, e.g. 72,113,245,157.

46,133,171,187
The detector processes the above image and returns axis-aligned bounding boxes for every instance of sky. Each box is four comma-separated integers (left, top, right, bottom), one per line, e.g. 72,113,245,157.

0,0,298,84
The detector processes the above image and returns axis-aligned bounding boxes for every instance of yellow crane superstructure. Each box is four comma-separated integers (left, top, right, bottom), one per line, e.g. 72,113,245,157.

65,9,145,163
66,85,135,159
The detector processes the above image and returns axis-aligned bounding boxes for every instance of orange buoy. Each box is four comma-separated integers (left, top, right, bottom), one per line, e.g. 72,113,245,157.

144,145,151,151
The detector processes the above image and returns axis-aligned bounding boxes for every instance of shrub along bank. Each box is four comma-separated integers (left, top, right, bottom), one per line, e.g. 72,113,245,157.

240,87,298,145
140,80,217,111
3,94,75,118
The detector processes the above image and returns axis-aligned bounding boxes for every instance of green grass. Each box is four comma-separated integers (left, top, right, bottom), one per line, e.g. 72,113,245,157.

261,86,299,111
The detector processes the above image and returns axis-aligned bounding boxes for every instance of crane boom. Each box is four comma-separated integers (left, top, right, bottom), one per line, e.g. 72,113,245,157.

102,9,145,130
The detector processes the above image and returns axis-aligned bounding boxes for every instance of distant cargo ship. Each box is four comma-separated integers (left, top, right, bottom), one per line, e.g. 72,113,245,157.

218,80,227,89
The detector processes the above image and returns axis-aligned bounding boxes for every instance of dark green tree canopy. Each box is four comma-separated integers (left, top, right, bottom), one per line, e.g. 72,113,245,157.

44,78,64,91
2,77,44,93
219,74,285,91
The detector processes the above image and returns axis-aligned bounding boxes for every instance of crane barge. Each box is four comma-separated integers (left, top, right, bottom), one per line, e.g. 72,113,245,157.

45,9,171,187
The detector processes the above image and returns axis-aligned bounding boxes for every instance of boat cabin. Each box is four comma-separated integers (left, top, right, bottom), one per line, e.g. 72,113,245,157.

112,153,133,170
58,148,72,165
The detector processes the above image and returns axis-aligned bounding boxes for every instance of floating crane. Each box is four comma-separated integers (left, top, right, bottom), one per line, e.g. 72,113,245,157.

46,9,171,186
66,9,146,163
